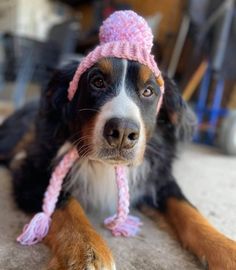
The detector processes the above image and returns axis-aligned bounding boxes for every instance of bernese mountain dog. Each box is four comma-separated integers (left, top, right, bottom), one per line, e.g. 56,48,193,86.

0,58,236,269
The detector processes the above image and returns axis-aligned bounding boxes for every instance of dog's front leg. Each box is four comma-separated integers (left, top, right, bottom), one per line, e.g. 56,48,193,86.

163,197,236,269
44,197,115,270
144,181,236,270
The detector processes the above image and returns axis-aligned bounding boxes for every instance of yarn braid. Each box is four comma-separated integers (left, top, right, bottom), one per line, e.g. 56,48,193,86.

17,148,79,245
104,166,142,236
17,149,141,245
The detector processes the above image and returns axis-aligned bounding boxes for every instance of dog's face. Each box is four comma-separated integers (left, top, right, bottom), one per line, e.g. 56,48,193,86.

69,57,162,166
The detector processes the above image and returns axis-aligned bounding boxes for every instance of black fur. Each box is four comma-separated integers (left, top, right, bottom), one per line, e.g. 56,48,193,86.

141,76,195,210
9,63,79,213
0,60,196,214
0,101,38,165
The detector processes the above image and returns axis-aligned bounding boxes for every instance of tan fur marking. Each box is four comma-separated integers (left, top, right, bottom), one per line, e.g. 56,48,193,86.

44,198,115,270
9,127,35,170
164,198,236,269
14,127,35,154
139,65,152,83
70,110,98,159
97,58,113,75
156,75,164,87
80,115,98,158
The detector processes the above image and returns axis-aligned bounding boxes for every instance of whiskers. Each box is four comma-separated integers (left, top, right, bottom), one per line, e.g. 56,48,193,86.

69,126,94,142
71,134,97,160
67,107,100,160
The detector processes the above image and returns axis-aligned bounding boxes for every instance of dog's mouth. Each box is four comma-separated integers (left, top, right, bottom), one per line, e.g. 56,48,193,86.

97,147,139,165
75,142,142,165
74,142,138,165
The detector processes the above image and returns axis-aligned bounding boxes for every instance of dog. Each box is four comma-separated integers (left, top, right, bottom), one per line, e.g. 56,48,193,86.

0,56,236,269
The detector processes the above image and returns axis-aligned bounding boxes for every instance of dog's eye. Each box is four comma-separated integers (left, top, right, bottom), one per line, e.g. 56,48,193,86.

141,86,153,98
91,76,106,89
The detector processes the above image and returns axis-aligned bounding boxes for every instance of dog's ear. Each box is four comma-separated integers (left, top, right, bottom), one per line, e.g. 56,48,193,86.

40,61,79,119
157,76,197,141
37,62,79,143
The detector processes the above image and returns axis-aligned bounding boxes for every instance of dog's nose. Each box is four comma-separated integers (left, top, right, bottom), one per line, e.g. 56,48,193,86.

103,118,140,149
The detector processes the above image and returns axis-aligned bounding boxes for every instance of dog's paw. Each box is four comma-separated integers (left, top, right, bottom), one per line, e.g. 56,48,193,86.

85,250,116,270
82,240,116,270
46,230,115,270
47,251,115,270
206,239,236,270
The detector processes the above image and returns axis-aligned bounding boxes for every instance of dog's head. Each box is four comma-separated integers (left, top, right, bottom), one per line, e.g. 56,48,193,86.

43,58,161,165
41,10,196,166
71,57,162,166
42,58,195,166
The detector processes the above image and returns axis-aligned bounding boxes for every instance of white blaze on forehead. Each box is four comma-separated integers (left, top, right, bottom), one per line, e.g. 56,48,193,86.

93,59,146,160
121,59,127,92
100,59,141,122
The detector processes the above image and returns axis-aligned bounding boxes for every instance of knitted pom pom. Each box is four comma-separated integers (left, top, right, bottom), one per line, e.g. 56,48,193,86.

99,10,153,53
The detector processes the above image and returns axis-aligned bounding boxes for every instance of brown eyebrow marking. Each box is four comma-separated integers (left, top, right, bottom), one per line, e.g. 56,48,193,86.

139,64,153,83
97,58,113,75
156,75,164,87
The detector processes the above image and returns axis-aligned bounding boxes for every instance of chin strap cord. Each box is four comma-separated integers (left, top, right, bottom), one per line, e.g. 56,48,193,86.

17,148,79,245
104,165,142,236
17,149,141,246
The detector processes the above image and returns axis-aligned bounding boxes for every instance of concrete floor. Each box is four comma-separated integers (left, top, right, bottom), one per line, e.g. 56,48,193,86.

0,144,236,270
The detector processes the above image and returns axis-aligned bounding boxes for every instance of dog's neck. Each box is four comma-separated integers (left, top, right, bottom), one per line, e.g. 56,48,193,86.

56,142,150,214
67,158,118,214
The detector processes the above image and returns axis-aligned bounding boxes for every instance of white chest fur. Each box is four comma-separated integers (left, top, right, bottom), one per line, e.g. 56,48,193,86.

66,160,118,214
64,158,151,215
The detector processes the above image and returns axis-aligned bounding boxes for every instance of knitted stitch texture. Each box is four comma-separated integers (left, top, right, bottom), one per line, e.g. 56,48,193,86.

68,10,164,101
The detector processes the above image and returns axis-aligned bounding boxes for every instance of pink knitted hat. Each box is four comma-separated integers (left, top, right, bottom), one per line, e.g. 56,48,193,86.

68,10,164,101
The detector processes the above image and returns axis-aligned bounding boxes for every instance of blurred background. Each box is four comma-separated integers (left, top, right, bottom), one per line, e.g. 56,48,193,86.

0,0,235,155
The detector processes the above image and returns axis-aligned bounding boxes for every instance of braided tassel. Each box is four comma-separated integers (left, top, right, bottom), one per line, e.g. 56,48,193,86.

17,149,142,245
104,166,142,237
17,148,79,245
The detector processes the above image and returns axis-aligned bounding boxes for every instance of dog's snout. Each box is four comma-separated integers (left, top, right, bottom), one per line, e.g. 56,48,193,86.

103,118,140,149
